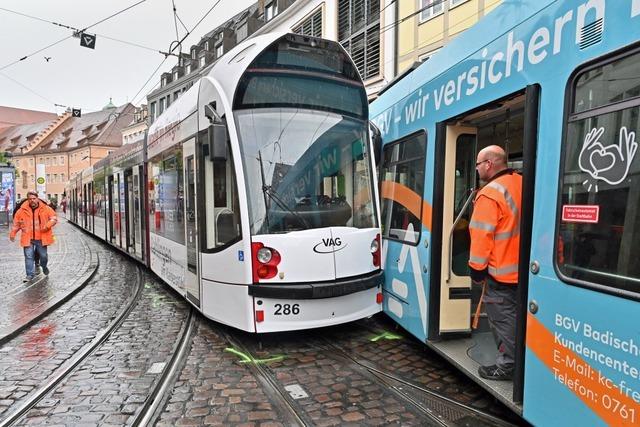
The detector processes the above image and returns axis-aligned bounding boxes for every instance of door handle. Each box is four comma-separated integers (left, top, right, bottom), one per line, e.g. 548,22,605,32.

446,189,476,283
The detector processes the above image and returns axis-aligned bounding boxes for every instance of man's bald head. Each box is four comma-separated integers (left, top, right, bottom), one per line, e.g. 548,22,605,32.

476,145,508,181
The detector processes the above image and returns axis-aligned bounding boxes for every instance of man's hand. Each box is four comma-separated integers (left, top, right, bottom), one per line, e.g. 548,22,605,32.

472,278,487,286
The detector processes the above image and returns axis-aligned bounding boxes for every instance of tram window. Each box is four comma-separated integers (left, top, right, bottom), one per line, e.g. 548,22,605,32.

574,52,640,113
558,50,640,296
380,131,426,244
202,133,241,250
148,147,185,244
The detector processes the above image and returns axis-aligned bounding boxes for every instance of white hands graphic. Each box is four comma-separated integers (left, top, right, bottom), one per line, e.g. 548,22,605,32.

578,126,638,188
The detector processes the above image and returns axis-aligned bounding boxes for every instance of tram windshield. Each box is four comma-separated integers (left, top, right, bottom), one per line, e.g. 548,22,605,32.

235,108,377,234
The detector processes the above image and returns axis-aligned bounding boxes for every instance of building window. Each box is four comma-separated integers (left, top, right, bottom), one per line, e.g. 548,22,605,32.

29,159,34,166
53,174,57,182
216,44,224,58
61,173,65,181
173,71,179,81
199,56,206,68
150,102,157,122
60,156,65,165
191,49,197,59
205,41,210,51
174,91,180,102
236,23,248,41
186,64,192,74
449,0,469,8
52,157,57,166
338,0,380,80
420,0,444,22
293,8,322,38
265,1,278,21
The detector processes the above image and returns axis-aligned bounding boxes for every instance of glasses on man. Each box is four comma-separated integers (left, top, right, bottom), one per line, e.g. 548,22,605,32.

475,159,490,167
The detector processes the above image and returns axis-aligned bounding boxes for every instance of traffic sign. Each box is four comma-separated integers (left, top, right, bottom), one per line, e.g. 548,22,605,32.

72,108,81,117
80,33,96,49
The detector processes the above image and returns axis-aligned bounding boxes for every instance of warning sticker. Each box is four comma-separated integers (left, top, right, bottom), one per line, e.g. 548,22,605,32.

562,205,599,223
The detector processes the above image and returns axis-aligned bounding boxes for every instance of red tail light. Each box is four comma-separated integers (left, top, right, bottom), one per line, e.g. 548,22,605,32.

376,292,383,304
255,310,264,322
251,242,281,282
371,234,381,267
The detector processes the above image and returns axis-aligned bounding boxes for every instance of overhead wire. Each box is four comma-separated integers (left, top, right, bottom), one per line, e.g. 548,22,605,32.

0,0,149,71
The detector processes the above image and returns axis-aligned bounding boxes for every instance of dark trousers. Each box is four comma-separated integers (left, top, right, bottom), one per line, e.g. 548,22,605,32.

484,277,517,369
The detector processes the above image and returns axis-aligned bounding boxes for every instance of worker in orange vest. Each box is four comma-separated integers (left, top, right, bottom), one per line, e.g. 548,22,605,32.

469,145,522,381
10,190,58,282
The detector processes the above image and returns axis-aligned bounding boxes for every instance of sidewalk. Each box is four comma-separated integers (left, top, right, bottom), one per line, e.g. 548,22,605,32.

0,218,99,344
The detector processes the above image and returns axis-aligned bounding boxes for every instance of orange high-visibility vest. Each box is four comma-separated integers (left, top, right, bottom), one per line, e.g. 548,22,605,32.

468,170,522,284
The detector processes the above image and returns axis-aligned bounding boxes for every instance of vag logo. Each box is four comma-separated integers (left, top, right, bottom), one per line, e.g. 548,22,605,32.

313,237,347,254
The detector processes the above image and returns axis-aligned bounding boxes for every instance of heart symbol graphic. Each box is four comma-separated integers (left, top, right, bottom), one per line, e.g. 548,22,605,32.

589,149,615,175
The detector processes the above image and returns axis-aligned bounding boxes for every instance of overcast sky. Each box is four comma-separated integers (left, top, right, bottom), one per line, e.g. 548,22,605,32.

0,0,255,114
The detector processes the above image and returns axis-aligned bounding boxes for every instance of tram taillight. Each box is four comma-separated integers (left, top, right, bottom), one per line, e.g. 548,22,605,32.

251,242,281,282
371,234,381,268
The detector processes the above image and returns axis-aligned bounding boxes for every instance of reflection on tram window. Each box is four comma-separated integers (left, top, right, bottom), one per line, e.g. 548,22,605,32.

380,132,426,245
558,50,640,295
235,108,377,234
148,147,185,244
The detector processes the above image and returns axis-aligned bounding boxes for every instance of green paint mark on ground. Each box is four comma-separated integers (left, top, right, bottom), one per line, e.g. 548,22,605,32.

224,347,285,364
370,331,403,342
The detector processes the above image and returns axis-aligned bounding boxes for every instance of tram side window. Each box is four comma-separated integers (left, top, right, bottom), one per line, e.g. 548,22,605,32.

558,50,640,295
380,132,426,244
148,147,185,244
202,134,241,249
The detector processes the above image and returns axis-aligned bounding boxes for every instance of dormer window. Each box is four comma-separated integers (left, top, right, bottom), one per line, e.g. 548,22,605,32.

191,49,197,59
186,63,192,74
200,56,206,67
173,71,179,80
205,41,210,51
265,1,277,21
216,44,223,57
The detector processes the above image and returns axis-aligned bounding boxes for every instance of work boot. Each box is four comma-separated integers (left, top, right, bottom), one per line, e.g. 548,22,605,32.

478,364,513,381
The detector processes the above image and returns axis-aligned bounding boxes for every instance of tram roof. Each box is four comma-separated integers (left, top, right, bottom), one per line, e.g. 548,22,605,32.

371,0,555,114
148,31,288,142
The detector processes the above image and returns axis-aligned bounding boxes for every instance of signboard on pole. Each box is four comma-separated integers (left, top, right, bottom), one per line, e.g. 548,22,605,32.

36,163,46,199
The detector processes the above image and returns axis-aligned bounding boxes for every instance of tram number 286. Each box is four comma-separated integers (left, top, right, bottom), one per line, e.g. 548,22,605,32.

274,304,300,316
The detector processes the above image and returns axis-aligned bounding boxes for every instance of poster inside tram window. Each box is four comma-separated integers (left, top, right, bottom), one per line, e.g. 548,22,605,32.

0,172,14,213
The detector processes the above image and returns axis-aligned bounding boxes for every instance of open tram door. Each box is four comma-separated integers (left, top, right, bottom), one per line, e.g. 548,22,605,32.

430,86,538,411
183,138,200,307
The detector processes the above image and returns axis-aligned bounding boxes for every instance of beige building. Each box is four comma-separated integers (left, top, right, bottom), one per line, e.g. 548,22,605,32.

0,103,135,201
396,0,502,74
121,105,148,146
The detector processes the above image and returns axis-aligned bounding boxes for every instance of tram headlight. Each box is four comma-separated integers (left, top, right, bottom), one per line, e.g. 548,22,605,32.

257,247,273,264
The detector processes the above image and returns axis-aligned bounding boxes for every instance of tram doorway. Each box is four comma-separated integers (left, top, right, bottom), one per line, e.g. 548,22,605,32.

431,86,538,407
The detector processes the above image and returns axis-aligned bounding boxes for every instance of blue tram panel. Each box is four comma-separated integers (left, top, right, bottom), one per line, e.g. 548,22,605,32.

372,0,640,425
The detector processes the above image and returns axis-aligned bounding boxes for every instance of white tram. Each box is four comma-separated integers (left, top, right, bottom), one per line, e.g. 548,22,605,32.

68,32,384,332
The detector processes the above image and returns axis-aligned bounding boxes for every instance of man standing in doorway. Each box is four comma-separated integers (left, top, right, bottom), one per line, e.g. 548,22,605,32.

10,190,58,282
469,145,522,381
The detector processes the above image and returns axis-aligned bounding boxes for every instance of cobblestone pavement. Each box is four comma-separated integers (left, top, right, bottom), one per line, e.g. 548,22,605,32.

0,219,98,341
157,316,519,427
16,275,190,426
0,235,135,418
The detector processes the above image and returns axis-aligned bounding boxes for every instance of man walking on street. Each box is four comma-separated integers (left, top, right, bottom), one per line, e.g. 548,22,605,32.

9,190,58,282
468,145,522,381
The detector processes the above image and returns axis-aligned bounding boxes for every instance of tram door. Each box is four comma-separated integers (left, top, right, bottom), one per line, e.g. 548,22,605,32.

132,166,143,257
87,182,94,233
124,169,133,253
111,174,121,247
107,175,115,243
183,139,200,306
439,125,477,333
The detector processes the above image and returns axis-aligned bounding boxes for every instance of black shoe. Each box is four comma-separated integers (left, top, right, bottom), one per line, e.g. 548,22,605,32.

23,275,34,283
42,266,49,276
478,364,513,381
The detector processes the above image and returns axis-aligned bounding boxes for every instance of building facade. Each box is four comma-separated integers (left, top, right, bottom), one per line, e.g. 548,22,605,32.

0,103,135,201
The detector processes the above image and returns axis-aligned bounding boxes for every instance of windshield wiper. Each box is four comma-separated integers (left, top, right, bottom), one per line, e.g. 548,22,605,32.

257,149,310,230
262,185,311,230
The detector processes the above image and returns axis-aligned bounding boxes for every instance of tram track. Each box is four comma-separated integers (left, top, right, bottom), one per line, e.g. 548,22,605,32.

0,266,145,427
320,337,517,427
221,326,312,427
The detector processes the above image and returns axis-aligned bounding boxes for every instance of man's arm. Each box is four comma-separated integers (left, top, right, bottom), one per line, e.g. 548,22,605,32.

468,196,499,283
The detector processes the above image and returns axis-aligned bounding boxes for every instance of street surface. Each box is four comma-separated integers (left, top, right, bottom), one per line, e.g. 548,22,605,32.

0,219,523,426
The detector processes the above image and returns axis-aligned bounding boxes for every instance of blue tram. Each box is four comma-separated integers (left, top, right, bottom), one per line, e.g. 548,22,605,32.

371,0,640,425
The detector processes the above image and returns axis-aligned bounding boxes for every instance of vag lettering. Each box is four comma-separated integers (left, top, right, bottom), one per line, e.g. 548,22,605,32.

313,237,347,254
